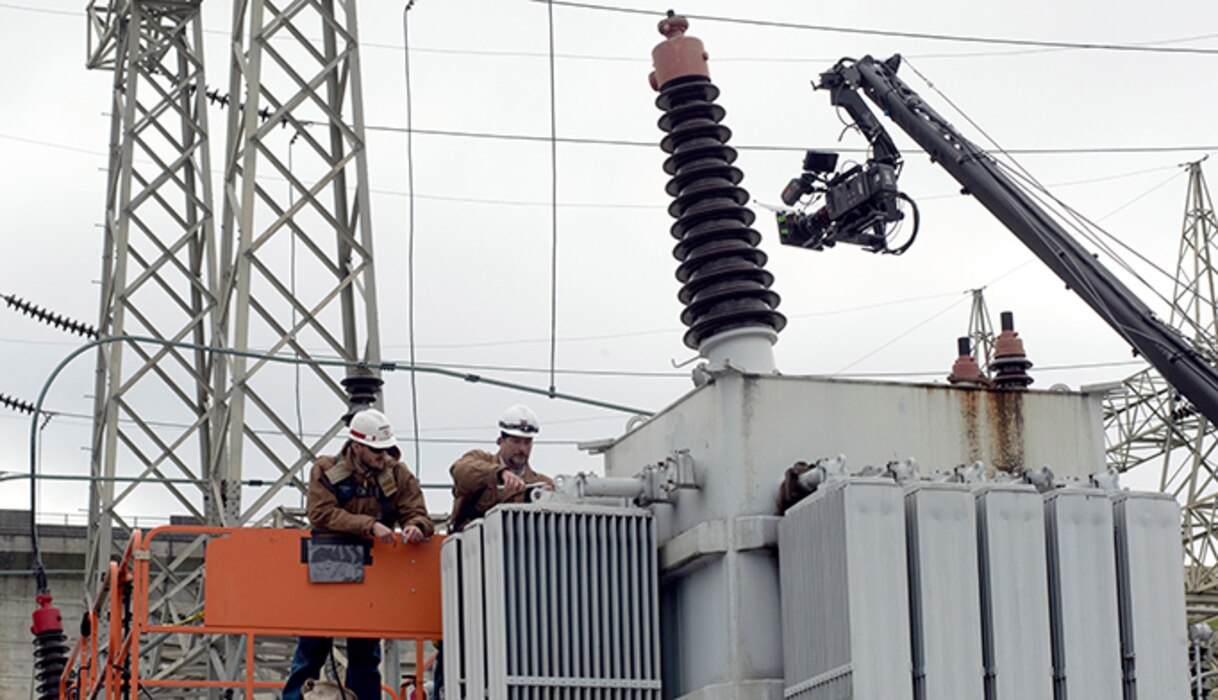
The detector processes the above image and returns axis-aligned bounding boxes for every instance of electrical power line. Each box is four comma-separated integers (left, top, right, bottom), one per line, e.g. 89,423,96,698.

6,124,1215,168
535,1,1218,55
389,291,987,349
371,188,658,209
0,409,590,446
11,1,1218,62
832,294,973,375
403,4,424,479
0,341,1134,382
4,116,1188,210
361,124,1218,155
384,360,687,378
1095,168,1191,223
547,0,560,398
5,127,1206,216
0,332,688,377
0,133,109,157
0,280,1112,357
0,2,75,16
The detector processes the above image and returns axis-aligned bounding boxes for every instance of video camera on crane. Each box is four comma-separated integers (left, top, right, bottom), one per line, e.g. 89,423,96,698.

771,51,1218,427
773,56,919,255
775,151,914,253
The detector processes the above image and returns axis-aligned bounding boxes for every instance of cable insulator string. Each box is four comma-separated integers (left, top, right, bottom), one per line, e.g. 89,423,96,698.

0,392,40,416
3,293,98,338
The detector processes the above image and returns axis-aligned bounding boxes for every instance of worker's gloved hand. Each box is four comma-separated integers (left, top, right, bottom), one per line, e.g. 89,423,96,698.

403,525,425,544
372,522,395,545
501,470,526,496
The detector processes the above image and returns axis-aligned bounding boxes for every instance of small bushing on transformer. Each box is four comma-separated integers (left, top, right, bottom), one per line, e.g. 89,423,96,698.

947,337,991,387
992,311,1033,389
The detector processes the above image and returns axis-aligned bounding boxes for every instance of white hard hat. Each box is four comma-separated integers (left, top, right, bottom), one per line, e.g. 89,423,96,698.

498,404,540,438
348,408,398,450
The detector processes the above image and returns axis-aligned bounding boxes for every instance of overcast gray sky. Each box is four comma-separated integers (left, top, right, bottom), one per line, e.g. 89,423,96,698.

2,0,1217,523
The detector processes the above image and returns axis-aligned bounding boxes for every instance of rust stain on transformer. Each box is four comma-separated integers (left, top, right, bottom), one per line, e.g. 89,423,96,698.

955,387,1026,475
985,389,1026,474
959,388,982,464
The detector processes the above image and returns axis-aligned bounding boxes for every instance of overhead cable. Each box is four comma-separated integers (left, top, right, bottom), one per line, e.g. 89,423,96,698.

5,127,1215,161
547,0,560,398
361,125,1218,156
402,3,423,477
10,2,1218,60
831,294,972,375
0,409,589,446
533,1,1218,55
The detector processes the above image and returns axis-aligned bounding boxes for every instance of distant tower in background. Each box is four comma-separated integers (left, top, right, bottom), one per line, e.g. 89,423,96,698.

1104,160,1218,604
967,288,996,375
83,0,385,683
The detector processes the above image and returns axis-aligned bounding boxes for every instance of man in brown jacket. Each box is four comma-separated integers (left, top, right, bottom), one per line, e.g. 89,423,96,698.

448,404,554,532
284,408,433,700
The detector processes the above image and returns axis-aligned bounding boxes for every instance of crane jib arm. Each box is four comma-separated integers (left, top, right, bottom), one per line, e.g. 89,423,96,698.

816,55,1218,424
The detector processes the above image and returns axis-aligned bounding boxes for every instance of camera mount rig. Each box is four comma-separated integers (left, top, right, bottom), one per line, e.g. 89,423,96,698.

775,55,919,255
778,52,1218,428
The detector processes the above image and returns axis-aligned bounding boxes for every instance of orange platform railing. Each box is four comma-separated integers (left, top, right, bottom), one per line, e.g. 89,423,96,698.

60,526,444,699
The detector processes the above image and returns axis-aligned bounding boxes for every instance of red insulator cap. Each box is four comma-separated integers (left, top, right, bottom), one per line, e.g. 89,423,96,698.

649,12,710,91
994,330,1027,359
947,337,991,387
993,310,1028,360
948,355,989,386
31,594,63,635
992,311,1034,389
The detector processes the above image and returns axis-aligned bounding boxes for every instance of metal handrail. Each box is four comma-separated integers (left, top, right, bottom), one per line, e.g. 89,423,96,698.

60,525,442,700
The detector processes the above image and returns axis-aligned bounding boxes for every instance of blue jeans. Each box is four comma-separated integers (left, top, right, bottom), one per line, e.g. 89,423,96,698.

283,636,382,700
432,645,444,699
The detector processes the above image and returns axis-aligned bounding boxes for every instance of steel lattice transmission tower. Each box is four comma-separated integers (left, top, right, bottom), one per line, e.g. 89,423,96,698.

84,0,223,591
83,0,386,684
217,0,384,528
1104,160,1218,603
83,0,238,683
967,287,997,375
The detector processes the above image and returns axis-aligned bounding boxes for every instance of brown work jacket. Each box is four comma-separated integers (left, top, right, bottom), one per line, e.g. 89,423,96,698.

448,449,554,531
306,446,434,538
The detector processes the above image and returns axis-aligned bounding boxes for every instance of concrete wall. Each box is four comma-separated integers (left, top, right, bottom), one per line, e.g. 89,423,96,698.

0,511,88,698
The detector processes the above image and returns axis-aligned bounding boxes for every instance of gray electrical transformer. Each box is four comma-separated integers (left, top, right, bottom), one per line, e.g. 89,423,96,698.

443,505,662,700
441,370,1188,700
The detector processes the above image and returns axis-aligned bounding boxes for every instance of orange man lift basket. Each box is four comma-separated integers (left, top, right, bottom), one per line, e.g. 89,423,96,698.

61,525,444,699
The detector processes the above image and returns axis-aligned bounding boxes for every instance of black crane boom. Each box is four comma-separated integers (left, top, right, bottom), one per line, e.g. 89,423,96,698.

801,55,1218,424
